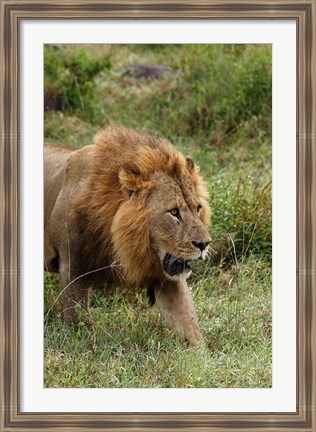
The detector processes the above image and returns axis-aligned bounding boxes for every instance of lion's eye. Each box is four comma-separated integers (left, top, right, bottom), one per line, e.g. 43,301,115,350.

169,208,181,219
197,204,202,214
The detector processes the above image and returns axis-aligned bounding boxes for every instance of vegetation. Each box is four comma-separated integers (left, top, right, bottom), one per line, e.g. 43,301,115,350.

44,44,272,388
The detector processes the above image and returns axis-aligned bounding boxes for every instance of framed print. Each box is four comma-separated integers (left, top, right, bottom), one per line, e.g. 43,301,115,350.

1,1,315,431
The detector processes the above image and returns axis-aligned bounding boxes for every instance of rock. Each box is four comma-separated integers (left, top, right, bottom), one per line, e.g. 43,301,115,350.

123,63,172,80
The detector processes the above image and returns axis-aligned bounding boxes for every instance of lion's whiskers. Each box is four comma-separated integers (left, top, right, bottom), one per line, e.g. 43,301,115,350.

110,260,126,281
44,262,124,322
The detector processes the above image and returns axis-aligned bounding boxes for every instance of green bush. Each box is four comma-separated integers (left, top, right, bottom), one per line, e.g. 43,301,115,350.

181,45,272,136
44,44,271,146
114,45,272,140
210,174,272,266
44,45,111,122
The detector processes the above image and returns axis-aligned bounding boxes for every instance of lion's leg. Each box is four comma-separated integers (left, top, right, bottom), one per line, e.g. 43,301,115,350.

154,279,203,344
59,261,93,328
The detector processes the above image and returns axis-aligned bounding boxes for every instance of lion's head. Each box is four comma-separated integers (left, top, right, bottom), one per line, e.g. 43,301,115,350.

146,169,210,280
98,127,212,284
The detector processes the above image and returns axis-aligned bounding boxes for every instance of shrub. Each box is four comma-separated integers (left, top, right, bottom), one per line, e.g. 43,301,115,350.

44,45,111,122
181,45,271,137
209,174,272,266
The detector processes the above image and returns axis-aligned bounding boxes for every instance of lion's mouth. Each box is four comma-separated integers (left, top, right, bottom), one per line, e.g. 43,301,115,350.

163,253,192,276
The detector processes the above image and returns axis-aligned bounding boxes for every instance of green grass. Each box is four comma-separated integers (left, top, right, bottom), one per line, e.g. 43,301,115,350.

44,43,272,388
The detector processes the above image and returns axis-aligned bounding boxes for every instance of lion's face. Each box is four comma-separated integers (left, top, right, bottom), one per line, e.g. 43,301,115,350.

147,171,211,280
110,139,211,285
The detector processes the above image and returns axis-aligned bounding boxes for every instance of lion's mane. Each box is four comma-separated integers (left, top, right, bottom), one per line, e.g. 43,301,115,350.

70,126,210,287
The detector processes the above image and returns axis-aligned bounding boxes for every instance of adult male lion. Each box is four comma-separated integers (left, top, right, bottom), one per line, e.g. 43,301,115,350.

44,126,211,343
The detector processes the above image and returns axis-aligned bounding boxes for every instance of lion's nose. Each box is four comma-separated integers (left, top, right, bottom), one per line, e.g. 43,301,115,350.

192,240,211,251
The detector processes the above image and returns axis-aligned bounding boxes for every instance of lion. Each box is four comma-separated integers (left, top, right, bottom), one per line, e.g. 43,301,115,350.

44,126,211,343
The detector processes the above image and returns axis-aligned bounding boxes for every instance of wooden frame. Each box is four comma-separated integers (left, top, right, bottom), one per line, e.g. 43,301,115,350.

0,0,315,430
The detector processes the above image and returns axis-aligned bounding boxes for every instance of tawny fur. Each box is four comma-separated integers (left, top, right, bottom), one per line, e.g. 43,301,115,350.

44,126,211,343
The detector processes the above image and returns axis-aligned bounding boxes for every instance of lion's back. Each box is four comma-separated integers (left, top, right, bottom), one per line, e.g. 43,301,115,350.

44,144,74,217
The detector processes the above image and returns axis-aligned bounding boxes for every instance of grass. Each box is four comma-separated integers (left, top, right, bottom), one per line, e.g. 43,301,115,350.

44,43,272,388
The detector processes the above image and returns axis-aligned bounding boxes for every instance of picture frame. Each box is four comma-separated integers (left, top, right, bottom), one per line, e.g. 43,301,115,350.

1,0,315,431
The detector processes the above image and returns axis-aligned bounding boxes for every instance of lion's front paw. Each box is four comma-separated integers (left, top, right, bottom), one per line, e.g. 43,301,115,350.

184,319,203,345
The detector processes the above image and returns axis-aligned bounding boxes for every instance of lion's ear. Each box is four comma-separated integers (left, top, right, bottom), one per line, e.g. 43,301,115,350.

119,167,145,196
186,157,195,174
